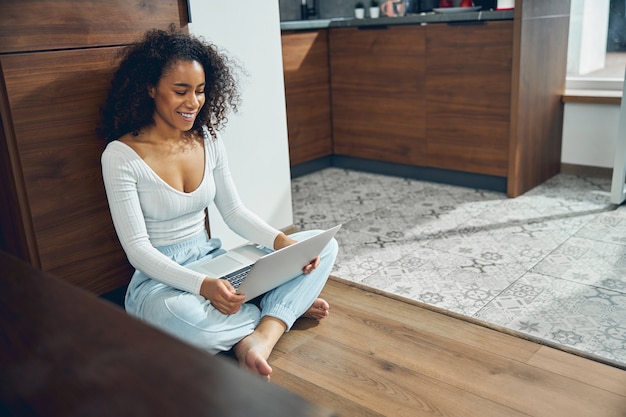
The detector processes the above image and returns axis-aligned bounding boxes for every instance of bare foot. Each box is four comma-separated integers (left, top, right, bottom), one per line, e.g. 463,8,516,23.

233,317,286,382
234,333,273,382
303,298,330,321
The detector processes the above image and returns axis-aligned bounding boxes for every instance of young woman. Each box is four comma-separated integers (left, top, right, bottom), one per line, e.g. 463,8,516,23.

99,28,338,381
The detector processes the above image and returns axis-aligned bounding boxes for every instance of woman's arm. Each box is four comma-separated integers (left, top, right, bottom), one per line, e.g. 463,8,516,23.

101,143,208,294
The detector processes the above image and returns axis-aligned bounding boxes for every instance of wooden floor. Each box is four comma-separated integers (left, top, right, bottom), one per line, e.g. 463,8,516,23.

269,278,626,417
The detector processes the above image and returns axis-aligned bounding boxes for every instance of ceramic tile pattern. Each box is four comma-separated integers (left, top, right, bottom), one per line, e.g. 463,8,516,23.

291,168,626,367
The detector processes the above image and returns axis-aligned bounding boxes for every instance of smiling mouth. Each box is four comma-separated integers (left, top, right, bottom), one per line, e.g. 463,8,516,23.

179,111,196,120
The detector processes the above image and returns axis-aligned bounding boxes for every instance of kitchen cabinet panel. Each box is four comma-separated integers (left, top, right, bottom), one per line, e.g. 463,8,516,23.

507,10,570,197
425,21,513,177
0,0,188,53
0,49,132,293
329,25,427,165
282,30,333,165
283,0,569,197
0,0,187,294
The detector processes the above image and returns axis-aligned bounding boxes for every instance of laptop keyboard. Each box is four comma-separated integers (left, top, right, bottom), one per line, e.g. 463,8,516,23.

223,265,253,289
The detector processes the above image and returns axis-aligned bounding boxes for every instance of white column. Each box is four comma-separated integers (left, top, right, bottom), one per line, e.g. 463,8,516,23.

188,0,293,248
610,69,626,204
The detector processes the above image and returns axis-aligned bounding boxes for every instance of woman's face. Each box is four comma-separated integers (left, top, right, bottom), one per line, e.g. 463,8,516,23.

149,59,206,133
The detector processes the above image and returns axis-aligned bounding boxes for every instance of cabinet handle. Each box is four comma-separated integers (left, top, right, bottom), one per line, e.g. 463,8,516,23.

447,21,486,26
357,25,389,30
186,0,192,23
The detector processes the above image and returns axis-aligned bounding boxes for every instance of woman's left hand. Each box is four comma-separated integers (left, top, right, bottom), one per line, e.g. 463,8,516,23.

302,256,320,274
274,232,319,274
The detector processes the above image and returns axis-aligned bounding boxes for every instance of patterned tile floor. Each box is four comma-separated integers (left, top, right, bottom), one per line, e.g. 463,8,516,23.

291,168,626,368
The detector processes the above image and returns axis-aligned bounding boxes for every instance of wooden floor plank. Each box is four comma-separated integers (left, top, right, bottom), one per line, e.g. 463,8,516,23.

272,369,387,417
273,337,529,417
528,346,626,396
270,278,626,417
325,278,542,362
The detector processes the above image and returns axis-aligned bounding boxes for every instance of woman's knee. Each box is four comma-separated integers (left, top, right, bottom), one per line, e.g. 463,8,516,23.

142,290,260,351
323,236,339,259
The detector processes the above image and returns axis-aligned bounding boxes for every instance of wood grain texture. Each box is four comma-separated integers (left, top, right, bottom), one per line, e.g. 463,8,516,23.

562,93,621,105
282,30,333,165
425,21,513,177
0,251,334,417
0,0,187,293
507,0,570,197
285,4,570,197
271,278,626,417
0,106,35,262
0,48,133,293
0,0,187,53
329,26,427,166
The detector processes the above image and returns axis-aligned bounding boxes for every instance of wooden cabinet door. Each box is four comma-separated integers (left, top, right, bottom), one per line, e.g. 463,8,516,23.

282,30,333,166
0,0,188,53
0,48,133,293
425,21,513,177
329,25,427,166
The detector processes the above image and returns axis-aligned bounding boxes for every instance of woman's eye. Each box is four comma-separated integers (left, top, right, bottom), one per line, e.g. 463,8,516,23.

175,91,186,96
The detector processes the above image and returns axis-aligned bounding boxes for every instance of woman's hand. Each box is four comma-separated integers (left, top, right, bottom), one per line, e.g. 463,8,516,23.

273,232,320,274
302,256,320,274
200,277,245,315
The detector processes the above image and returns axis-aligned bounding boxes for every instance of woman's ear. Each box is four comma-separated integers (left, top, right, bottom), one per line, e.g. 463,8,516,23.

148,85,155,99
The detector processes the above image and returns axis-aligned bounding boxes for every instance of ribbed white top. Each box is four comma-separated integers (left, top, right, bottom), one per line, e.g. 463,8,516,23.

101,130,280,294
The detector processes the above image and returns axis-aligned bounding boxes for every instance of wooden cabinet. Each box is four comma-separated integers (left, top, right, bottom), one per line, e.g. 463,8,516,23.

0,0,189,294
507,1,571,197
329,25,427,166
0,0,187,53
281,30,333,166
284,0,570,197
327,22,510,176
425,21,513,177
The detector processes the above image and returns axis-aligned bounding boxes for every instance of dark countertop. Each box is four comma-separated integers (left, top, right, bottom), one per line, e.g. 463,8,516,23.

281,9,514,31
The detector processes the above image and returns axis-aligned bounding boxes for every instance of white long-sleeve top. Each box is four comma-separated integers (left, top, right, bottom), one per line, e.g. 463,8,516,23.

101,130,280,294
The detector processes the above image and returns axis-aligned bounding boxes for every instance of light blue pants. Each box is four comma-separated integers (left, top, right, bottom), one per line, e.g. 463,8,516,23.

124,230,338,354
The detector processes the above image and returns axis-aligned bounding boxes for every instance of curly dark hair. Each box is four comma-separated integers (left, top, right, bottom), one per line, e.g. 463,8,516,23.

99,27,241,142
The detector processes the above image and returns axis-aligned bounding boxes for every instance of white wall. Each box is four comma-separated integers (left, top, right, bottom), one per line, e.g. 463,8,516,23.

188,0,293,249
563,0,620,169
561,102,620,168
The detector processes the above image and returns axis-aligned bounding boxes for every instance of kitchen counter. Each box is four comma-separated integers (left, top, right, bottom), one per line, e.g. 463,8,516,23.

280,9,514,31
281,0,570,198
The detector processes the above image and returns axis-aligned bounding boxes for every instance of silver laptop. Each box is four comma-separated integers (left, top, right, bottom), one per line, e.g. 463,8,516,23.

186,225,341,301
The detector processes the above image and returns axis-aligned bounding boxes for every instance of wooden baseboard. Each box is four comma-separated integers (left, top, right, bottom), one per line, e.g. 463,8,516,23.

560,163,612,179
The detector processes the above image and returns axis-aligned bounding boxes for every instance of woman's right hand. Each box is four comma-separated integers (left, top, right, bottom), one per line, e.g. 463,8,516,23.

200,277,246,315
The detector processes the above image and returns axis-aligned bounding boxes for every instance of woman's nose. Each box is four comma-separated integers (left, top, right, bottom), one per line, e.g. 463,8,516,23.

187,93,200,107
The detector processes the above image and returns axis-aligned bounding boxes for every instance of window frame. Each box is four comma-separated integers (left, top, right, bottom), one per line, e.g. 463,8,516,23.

565,0,625,93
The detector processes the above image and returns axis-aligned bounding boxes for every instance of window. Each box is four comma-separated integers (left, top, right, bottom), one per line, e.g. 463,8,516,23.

566,0,626,91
